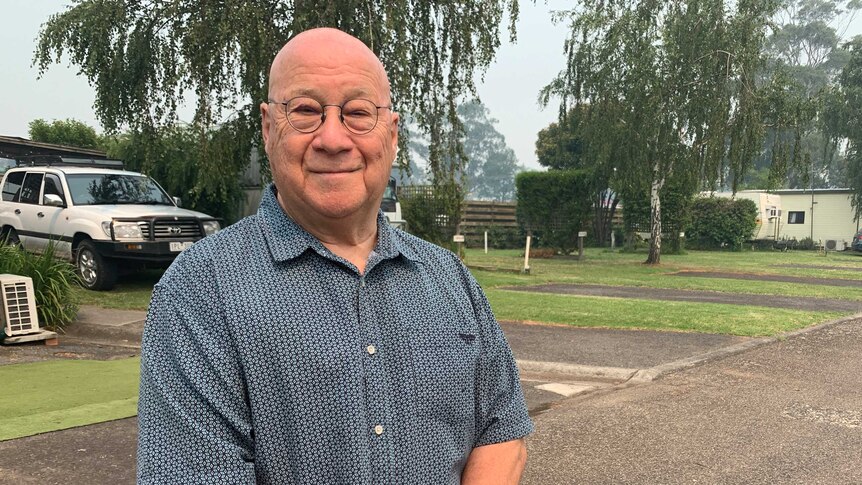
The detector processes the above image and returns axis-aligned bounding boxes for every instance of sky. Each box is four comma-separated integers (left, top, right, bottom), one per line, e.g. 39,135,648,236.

1,2,860,171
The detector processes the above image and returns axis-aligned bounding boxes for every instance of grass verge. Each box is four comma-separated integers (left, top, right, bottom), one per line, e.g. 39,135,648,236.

486,289,844,336
0,358,140,441
72,270,162,311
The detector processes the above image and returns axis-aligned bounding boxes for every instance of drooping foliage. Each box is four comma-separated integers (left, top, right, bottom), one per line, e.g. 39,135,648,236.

411,100,522,201
541,0,804,264
34,0,521,225
102,122,252,223
515,170,592,254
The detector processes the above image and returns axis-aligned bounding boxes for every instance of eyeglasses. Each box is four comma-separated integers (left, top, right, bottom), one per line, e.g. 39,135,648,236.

268,97,392,135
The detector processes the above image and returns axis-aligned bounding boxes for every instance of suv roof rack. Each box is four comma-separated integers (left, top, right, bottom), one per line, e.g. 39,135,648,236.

16,155,125,169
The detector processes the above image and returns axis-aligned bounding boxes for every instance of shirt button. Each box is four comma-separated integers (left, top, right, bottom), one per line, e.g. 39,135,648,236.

366,344,377,355
374,424,384,436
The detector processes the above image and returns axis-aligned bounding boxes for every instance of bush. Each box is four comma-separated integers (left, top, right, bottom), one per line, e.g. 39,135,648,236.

0,243,79,332
467,225,523,250
400,184,460,247
686,197,758,250
516,170,592,254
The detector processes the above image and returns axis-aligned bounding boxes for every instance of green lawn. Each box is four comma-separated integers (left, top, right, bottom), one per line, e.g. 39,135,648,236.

0,358,140,441
71,247,862,336
72,269,162,310
468,248,862,301
467,248,861,336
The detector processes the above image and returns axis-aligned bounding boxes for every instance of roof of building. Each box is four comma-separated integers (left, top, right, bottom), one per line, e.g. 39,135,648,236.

0,135,108,160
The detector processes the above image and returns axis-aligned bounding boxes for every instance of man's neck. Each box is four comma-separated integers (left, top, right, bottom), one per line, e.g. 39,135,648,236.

277,193,378,274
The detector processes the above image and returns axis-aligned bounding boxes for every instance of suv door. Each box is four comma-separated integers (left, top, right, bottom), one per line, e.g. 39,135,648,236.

31,173,71,258
15,172,45,252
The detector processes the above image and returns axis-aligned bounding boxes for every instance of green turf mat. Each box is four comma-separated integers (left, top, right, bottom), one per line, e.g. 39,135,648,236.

0,358,140,441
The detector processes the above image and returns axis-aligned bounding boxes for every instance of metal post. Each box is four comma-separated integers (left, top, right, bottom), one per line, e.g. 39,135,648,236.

577,231,587,260
484,231,488,254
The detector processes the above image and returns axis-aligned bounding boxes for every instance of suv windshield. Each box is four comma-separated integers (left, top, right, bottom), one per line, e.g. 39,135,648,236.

0,158,15,175
66,174,173,205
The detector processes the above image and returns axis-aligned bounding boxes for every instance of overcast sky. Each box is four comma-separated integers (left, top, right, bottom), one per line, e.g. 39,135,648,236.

1,2,859,171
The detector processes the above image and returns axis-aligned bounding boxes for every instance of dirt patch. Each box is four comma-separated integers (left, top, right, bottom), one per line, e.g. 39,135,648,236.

773,264,862,272
502,283,862,312
0,340,138,366
672,270,862,288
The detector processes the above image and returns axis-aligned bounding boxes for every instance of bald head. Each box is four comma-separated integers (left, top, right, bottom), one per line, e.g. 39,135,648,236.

268,28,391,102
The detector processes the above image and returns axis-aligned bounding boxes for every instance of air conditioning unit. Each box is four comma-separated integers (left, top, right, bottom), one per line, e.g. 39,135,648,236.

0,274,40,337
825,240,846,251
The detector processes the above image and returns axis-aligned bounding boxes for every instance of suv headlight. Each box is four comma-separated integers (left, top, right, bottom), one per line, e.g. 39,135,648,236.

202,220,221,236
111,221,144,240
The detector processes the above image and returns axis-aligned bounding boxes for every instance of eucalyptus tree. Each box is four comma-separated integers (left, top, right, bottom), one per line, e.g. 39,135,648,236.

28,118,104,150
541,0,803,264
825,37,862,219
33,0,521,220
759,0,861,188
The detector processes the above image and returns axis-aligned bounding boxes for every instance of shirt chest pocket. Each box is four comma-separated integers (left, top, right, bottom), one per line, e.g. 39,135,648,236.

407,325,480,429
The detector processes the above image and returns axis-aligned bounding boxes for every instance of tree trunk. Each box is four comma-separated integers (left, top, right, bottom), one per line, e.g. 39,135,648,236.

593,192,606,247
646,171,664,265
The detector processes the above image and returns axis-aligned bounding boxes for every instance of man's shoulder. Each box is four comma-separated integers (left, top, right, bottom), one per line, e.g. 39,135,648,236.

159,214,263,284
390,228,472,279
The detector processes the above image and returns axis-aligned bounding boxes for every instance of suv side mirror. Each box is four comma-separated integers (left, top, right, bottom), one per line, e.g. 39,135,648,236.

43,193,65,207
172,196,182,207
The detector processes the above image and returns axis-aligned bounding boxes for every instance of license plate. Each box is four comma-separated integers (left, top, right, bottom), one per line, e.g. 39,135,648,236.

169,241,194,252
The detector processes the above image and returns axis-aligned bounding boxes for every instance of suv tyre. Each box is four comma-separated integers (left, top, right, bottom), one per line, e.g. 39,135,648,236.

76,240,118,291
1,227,20,247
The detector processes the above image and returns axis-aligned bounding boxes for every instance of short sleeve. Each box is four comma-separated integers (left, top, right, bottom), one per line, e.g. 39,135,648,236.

136,255,256,484
467,275,534,446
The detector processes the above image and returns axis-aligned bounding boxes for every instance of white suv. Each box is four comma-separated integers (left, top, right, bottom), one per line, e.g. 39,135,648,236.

0,160,220,290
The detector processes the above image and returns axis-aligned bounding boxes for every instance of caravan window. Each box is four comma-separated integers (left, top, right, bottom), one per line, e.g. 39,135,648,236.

788,211,805,224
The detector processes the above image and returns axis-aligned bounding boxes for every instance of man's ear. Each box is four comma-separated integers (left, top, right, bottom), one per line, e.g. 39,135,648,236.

389,112,399,152
260,102,272,148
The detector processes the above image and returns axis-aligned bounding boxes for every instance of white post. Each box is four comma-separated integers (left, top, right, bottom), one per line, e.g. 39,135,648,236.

611,231,616,249
484,231,488,254
523,235,532,274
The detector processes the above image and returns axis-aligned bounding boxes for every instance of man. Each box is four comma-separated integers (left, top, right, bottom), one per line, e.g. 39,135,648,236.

137,28,532,484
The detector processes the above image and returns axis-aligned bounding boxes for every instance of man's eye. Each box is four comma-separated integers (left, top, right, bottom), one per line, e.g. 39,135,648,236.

291,105,320,115
344,109,373,118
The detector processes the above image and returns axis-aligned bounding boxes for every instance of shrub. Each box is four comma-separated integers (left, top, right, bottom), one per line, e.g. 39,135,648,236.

400,184,461,247
797,237,816,250
0,243,79,332
686,197,758,250
516,170,592,254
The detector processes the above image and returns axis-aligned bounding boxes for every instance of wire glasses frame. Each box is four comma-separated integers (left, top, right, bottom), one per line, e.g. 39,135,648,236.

268,97,392,135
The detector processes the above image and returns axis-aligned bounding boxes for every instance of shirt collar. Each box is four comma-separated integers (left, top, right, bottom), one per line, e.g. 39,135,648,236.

257,183,425,265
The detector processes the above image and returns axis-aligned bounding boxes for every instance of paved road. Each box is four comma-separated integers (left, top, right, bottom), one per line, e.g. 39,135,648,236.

3,315,860,483
523,316,862,484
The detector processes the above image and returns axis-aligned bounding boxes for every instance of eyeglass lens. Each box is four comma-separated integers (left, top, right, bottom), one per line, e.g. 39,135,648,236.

285,97,380,134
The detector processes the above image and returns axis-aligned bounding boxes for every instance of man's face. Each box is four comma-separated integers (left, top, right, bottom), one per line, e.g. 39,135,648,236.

261,33,399,223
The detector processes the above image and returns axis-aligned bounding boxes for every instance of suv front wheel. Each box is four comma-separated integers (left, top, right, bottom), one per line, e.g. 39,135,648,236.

76,240,118,291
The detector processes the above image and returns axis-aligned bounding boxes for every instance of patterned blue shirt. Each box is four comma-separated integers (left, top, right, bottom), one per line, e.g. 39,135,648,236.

137,184,533,484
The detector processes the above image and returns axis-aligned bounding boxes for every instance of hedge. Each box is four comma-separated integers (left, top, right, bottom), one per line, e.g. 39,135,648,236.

515,170,592,254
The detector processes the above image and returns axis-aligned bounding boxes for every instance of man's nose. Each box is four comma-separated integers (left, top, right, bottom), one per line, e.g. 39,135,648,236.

312,106,353,153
